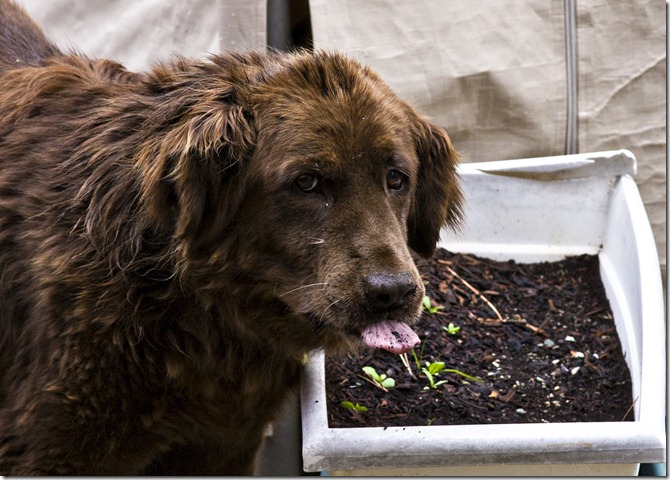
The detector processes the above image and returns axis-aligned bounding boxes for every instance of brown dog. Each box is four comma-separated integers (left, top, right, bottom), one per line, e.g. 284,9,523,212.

0,0,462,474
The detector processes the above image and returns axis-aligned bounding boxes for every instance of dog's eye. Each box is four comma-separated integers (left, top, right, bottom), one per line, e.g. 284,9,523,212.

294,174,321,194
386,169,406,191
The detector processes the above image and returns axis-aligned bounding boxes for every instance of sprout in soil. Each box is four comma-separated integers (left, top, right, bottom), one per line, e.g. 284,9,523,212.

422,295,444,314
421,361,484,390
421,361,449,390
341,401,368,413
443,322,461,335
362,366,395,391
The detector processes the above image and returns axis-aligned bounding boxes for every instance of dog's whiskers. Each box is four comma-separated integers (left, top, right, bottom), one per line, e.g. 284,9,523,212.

307,237,325,245
278,282,329,298
318,299,341,323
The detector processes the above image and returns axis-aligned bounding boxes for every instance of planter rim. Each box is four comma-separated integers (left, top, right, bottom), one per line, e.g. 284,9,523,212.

301,351,665,471
460,148,636,179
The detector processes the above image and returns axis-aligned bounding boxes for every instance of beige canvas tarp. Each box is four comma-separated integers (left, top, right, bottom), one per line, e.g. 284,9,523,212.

16,0,667,277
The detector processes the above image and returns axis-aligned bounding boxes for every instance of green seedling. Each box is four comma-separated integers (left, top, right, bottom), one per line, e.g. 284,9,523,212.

421,361,449,390
341,401,368,412
422,295,444,314
362,366,395,390
421,361,484,390
443,322,461,335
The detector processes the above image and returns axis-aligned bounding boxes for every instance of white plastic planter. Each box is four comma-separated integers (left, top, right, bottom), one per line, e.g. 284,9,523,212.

301,150,666,476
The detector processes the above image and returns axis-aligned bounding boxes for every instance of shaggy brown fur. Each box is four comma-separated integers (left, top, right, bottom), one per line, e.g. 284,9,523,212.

0,0,462,475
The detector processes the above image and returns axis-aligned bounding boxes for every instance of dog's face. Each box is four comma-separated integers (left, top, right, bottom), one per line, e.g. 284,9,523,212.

140,52,462,355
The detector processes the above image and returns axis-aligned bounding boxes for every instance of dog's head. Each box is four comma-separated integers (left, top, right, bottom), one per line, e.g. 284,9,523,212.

139,51,462,355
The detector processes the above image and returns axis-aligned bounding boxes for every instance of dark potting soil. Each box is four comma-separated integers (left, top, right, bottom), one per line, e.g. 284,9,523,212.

325,248,635,428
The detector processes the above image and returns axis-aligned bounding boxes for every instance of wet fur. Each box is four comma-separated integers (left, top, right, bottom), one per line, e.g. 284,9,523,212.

0,0,462,474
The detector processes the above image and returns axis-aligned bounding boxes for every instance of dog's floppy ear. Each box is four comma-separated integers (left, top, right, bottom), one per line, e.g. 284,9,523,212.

138,88,256,251
408,118,463,258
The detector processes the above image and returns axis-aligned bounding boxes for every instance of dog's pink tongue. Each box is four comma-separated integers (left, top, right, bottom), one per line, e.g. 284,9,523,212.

361,321,420,354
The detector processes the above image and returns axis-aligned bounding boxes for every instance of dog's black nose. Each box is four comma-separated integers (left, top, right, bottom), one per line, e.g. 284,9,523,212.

364,272,417,311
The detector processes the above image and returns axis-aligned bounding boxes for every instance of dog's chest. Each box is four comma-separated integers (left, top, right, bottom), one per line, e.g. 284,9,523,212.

154,351,302,436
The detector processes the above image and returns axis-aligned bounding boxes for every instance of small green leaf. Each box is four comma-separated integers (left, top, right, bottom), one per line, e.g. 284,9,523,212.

422,296,445,314
428,361,445,375
422,295,432,310
362,366,380,381
443,323,461,335
363,366,395,389
421,368,434,386
381,377,395,389
341,401,368,412
437,363,446,373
